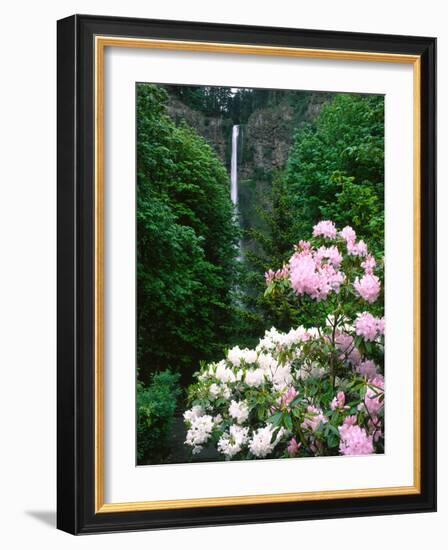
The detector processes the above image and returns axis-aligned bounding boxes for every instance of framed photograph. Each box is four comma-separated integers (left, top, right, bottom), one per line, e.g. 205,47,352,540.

57,14,436,534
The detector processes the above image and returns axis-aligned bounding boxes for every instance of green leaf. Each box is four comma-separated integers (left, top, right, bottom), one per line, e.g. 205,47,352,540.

267,412,283,427
283,414,293,431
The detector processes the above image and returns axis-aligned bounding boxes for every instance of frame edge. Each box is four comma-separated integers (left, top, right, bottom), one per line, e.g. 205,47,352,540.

57,14,79,535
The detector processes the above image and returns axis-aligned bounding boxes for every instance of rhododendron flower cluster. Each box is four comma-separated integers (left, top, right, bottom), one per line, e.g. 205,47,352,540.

249,425,286,458
354,273,381,303
355,312,385,341
287,437,300,457
313,220,337,239
229,400,250,424
289,243,345,302
357,359,378,379
301,405,328,432
265,264,290,284
330,391,347,411
339,422,374,455
339,225,367,257
184,222,384,460
217,425,249,458
285,221,383,306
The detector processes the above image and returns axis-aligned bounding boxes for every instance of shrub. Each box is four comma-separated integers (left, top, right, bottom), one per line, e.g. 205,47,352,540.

183,221,384,460
137,370,181,463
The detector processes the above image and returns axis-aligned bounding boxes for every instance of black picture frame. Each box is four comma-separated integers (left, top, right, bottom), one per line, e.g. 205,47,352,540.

57,14,436,534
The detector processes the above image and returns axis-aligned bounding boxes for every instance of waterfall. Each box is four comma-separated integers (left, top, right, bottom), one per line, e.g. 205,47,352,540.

230,125,242,260
230,125,239,206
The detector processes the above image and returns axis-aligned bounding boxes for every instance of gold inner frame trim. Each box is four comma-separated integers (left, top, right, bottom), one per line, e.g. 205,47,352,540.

94,35,422,513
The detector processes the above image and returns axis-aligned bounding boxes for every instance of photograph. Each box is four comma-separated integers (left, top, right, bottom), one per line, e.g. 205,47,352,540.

136,82,385,465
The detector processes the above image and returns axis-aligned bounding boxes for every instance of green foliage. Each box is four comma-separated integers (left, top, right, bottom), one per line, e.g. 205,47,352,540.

319,173,384,258
285,93,384,255
137,84,239,384
137,370,181,463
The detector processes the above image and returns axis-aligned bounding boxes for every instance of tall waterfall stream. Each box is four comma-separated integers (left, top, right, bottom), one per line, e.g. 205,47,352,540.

230,124,242,260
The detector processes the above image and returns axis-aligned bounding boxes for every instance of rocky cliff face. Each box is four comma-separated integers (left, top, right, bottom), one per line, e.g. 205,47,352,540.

166,98,229,162
167,93,329,178
240,102,295,177
242,93,331,176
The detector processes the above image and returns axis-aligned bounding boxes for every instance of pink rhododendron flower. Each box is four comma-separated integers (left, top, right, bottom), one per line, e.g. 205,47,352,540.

287,437,301,457
361,255,376,274
289,249,345,302
339,225,356,243
365,376,384,416
347,239,368,257
357,360,378,379
330,391,346,410
289,251,320,295
334,331,361,365
280,386,298,408
265,264,290,284
356,240,368,256
353,273,381,303
377,317,385,335
339,424,374,455
355,312,383,341
342,415,357,428
313,220,337,239
316,245,343,267
301,405,327,432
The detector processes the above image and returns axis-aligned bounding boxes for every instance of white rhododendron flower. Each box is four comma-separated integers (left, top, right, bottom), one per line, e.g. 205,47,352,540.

209,383,220,399
256,326,316,354
229,400,249,424
217,425,249,458
221,384,231,399
183,405,204,423
185,414,215,454
244,368,265,387
227,346,258,366
268,364,293,390
227,346,242,366
243,349,258,364
257,352,278,372
208,383,231,400
249,425,285,458
214,360,236,383
198,364,215,381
